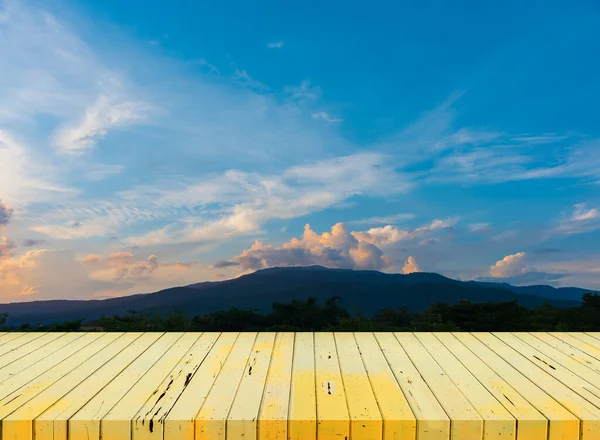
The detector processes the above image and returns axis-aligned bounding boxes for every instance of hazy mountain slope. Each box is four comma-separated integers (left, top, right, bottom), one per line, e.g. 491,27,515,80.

0,265,588,326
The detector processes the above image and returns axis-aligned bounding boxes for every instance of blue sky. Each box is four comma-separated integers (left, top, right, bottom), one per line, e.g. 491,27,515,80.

1,0,600,301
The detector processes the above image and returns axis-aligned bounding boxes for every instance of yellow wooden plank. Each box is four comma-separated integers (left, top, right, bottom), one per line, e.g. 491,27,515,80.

568,332,600,353
67,333,183,440
434,333,548,440
454,333,579,440
549,332,600,361
100,332,206,440
314,332,350,440
0,333,118,438
533,333,600,374
163,332,239,440
194,332,258,440
0,331,48,359
333,332,382,440
131,332,220,440
0,332,67,369
2,332,144,440
257,332,295,440
354,332,416,440
515,332,600,383
227,332,277,440
584,333,600,343
415,332,516,440
0,331,28,347
0,332,106,401
36,332,166,440
287,332,317,440
395,332,483,440
0,333,85,385
374,332,450,440
472,332,600,440
495,333,600,408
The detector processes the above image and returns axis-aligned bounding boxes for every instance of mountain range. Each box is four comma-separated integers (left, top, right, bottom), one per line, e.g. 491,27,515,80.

0,266,595,326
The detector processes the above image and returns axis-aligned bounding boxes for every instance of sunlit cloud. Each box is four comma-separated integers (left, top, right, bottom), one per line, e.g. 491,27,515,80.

489,252,527,278
402,256,421,274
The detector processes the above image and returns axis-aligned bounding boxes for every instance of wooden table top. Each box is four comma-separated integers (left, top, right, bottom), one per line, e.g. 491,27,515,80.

1,332,600,440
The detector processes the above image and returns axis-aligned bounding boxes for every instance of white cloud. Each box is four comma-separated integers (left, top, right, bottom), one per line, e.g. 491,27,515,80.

229,222,391,272
555,203,600,235
267,41,284,49
352,217,457,246
468,222,494,233
402,256,421,274
489,252,527,278
311,111,343,123
125,153,411,247
349,213,416,226
0,129,76,206
53,94,150,155
231,68,269,91
283,80,320,103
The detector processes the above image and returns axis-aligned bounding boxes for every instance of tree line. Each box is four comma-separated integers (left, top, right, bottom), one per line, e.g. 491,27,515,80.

1,293,600,332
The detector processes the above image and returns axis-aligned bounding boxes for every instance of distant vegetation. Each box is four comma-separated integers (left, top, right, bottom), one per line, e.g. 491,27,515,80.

2,293,600,332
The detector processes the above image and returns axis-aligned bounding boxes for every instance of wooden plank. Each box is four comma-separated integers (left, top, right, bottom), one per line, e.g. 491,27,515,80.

375,332,450,440
0,332,107,402
193,332,258,440
495,333,600,408
334,332,383,440
395,332,483,440
434,333,548,440
354,332,416,440
0,331,28,347
0,333,85,385
0,333,118,438
584,333,600,343
163,332,239,440
131,332,220,440
100,332,205,440
35,332,166,440
314,332,350,440
515,332,600,382
473,332,600,440
569,332,600,353
67,333,183,440
415,332,516,440
0,332,67,369
455,333,579,440
227,332,277,440
533,333,600,374
0,332,48,359
2,332,144,440
287,332,317,440
257,332,295,440
549,332,600,361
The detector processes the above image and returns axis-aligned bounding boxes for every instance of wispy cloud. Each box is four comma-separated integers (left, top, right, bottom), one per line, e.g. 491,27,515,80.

267,41,284,49
311,111,343,123
53,94,151,155
125,153,412,247
283,80,320,104
468,222,494,233
555,203,600,235
232,68,269,91
349,213,416,226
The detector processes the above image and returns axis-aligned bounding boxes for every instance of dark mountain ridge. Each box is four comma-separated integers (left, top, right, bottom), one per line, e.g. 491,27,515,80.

0,265,592,326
